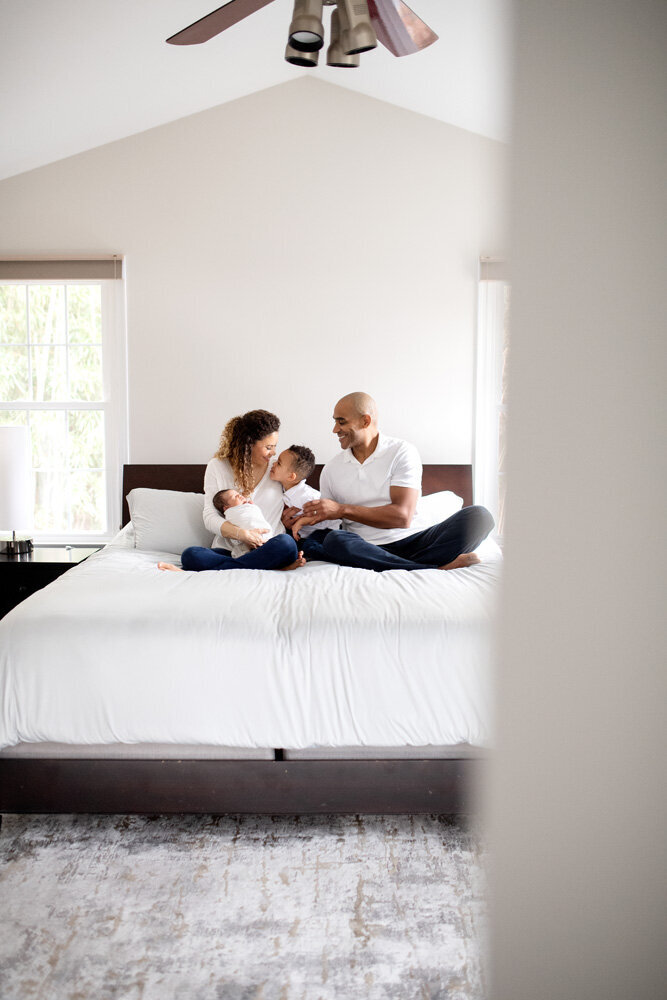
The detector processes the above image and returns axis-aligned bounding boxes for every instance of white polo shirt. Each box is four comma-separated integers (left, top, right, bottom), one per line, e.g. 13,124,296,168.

319,433,427,544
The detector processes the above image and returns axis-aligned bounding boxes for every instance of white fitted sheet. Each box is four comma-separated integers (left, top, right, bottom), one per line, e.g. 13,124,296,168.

0,534,501,752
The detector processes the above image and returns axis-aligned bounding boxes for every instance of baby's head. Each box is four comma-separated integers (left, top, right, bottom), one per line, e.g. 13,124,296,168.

270,445,316,489
213,488,247,516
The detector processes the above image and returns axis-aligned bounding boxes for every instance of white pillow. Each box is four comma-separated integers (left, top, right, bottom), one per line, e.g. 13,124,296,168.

417,490,464,526
127,488,215,553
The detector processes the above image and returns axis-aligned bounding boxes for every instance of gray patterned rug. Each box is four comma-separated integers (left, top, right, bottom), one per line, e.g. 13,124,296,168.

0,814,487,1000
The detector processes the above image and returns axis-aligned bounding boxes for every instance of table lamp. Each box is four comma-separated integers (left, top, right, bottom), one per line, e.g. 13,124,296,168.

0,425,34,556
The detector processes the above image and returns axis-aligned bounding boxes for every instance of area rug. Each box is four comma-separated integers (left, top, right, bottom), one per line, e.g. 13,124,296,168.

0,814,487,1000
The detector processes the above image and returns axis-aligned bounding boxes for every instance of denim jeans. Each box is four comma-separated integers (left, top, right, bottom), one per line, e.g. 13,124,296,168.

181,534,299,571
299,506,494,572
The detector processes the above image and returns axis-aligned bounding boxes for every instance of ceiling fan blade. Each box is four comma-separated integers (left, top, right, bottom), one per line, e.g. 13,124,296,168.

166,0,278,45
367,0,438,57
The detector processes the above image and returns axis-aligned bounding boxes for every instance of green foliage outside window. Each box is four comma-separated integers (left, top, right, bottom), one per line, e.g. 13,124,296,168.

0,284,106,533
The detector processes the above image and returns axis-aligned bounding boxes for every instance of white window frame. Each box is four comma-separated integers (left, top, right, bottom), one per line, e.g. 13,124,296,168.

0,277,128,543
474,262,509,539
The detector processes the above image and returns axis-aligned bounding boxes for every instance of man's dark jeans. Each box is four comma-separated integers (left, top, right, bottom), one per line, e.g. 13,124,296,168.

299,505,494,571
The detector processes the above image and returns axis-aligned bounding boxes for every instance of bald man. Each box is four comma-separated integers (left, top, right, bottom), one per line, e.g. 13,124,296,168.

284,392,494,572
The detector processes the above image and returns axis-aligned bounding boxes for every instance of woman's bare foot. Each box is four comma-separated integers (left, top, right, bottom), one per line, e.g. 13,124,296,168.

439,552,481,571
158,562,183,572
277,552,307,571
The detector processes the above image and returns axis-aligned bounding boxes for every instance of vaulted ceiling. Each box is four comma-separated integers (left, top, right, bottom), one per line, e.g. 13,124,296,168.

1,0,511,181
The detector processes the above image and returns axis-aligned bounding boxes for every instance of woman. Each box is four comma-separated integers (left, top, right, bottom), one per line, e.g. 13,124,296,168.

159,409,304,572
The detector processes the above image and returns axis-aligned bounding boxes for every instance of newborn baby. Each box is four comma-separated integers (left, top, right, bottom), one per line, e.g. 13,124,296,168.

212,488,273,557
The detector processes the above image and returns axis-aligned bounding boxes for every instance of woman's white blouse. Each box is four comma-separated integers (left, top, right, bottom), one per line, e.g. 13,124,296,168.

202,457,285,549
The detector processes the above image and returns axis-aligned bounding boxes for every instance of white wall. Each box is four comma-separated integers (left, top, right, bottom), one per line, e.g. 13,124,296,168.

0,77,506,466
489,2,667,998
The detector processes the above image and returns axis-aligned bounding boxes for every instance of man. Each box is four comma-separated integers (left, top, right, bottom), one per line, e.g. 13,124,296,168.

284,392,494,572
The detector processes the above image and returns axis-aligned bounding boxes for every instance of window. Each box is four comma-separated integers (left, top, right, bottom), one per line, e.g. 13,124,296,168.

0,258,127,542
474,258,509,539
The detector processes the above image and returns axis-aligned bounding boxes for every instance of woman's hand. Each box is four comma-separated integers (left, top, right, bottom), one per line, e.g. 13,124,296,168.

240,528,269,549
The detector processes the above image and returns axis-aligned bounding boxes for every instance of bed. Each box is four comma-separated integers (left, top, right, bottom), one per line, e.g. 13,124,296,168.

0,464,500,818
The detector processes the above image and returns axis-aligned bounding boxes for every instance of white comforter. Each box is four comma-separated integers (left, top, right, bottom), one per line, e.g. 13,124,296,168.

0,535,501,751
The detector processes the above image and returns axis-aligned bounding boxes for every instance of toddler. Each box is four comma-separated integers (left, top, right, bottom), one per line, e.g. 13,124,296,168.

269,446,340,539
212,488,273,557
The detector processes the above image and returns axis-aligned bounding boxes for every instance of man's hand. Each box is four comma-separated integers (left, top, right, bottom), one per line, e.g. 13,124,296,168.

282,506,301,530
240,528,269,549
306,486,417,531
302,498,343,522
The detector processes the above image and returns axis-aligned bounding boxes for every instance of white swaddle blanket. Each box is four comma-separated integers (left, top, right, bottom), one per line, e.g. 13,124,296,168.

223,502,273,556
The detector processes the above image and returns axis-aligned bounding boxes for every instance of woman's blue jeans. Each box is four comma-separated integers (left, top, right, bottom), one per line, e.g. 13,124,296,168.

181,534,299,571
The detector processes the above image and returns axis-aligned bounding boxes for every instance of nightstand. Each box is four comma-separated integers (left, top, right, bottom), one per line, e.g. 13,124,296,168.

0,545,102,620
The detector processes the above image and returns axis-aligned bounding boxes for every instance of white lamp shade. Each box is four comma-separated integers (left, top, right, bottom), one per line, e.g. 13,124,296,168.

0,426,34,533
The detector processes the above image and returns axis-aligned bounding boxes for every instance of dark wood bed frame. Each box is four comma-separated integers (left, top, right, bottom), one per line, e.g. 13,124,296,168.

0,463,482,819
120,463,474,528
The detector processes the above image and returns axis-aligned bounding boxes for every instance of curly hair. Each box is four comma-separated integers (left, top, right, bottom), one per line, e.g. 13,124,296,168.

287,444,316,482
214,409,280,496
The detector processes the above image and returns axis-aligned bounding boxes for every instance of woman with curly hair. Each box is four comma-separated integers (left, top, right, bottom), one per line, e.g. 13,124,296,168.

159,409,304,572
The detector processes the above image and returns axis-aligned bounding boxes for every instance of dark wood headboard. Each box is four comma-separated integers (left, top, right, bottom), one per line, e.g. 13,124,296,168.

122,463,473,527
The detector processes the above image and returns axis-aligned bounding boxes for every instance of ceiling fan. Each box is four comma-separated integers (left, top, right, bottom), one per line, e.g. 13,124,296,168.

166,0,438,69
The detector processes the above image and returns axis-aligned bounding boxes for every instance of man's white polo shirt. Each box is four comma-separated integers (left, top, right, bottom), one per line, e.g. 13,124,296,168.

319,433,428,545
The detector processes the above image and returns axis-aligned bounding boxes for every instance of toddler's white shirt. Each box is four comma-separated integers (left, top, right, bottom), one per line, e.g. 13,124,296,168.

283,480,340,537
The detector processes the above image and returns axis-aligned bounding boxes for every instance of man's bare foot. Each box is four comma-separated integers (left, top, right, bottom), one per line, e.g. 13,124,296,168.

439,552,481,571
277,552,307,571
158,562,183,572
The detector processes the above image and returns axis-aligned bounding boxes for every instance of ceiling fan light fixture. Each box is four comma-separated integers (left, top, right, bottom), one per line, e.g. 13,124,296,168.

326,9,360,67
285,41,320,66
288,0,325,52
337,0,377,54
